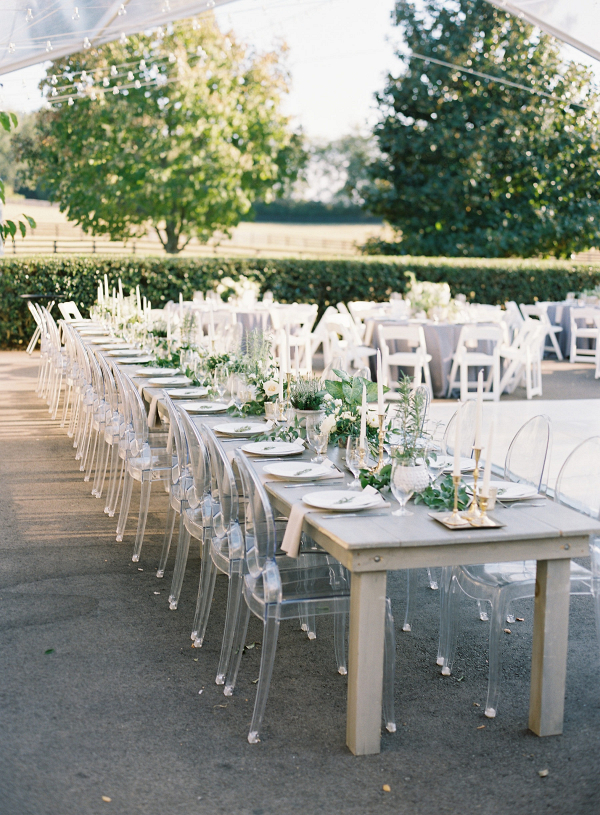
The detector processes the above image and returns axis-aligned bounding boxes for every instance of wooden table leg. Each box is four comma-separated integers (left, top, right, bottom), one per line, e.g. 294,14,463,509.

529,558,571,736
346,570,387,755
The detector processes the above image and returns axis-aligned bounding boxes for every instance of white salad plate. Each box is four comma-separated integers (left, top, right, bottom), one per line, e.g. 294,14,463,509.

435,455,476,473
148,376,191,387
263,462,333,481
302,489,383,512
213,421,273,437
241,441,304,456
107,348,145,356
165,387,209,399
134,367,181,377
478,481,539,501
117,356,155,364
176,401,228,413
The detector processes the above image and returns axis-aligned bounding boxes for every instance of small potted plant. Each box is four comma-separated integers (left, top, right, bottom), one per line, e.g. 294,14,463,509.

290,376,325,425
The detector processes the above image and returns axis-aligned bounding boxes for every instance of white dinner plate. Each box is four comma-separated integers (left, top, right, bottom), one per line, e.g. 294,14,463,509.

176,401,228,413
117,356,155,364
213,421,273,437
147,376,191,386
133,367,181,377
302,489,382,512
106,349,145,357
480,481,538,501
242,441,304,456
263,462,333,480
165,387,209,399
435,455,476,473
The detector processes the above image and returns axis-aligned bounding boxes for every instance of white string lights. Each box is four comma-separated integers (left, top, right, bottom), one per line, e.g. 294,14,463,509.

0,2,233,75
42,34,213,108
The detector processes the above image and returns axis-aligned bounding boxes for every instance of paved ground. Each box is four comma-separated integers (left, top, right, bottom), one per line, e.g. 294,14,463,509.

1,351,599,815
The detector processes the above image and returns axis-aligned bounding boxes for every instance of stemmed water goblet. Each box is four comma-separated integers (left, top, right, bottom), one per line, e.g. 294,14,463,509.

390,458,415,516
306,418,329,464
346,436,363,489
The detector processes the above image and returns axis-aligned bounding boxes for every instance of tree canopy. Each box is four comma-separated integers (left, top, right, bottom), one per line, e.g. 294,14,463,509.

15,17,304,253
364,0,600,258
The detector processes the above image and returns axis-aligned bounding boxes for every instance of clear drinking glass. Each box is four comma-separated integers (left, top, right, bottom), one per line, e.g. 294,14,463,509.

306,418,329,463
346,436,363,489
213,365,228,402
390,459,415,516
425,443,445,484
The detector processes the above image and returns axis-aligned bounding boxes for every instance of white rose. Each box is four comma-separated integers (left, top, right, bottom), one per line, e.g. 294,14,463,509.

367,411,379,428
321,414,337,436
334,399,343,406
323,393,333,401
341,411,353,420
263,379,279,397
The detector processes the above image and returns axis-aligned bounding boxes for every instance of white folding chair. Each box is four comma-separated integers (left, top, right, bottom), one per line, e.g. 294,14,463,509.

378,324,433,396
58,301,84,322
520,303,563,360
448,325,503,401
569,307,600,363
499,319,544,399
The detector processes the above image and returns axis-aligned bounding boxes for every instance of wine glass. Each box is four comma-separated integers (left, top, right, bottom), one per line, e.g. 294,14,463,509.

390,459,415,516
425,443,445,484
306,418,328,463
213,365,228,402
346,436,363,489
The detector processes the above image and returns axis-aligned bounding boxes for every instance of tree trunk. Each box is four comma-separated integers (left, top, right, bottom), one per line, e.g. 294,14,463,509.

164,219,181,254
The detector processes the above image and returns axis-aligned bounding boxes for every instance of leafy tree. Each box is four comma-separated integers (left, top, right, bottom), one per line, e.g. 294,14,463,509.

14,17,304,254
304,130,378,206
0,113,35,247
365,0,600,258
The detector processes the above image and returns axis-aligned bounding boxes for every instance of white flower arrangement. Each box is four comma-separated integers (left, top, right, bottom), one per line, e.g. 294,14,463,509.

404,272,451,318
263,379,279,398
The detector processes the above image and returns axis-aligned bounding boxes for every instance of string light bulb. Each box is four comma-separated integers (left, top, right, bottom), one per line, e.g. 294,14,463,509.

68,98,74,106
119,32,128,44
192,18,200,31
25,8,33,22
46,41,53,52
8,42,15,54
72,6,80,20
110,65,118,77
117,3,127,15
161,0,171,12
83,37,91,49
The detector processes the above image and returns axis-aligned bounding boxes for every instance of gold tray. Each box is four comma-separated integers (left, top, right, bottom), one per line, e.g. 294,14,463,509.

429,511,506,530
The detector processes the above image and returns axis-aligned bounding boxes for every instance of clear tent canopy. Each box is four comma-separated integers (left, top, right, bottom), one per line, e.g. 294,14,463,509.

0,0,236,76
1,1,599,78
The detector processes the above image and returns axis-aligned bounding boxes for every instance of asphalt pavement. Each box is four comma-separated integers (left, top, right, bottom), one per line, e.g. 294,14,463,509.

0,351,598,815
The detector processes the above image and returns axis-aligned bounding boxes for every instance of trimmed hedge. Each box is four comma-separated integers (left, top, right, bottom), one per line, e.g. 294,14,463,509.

2,254,600,348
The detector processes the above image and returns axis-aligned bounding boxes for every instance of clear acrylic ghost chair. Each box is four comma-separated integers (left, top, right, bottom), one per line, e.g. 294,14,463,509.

401,398,470,635
155,394,195,610
91,351,121,500
177,413,215,649
224,450,396,744
438,431,600,721
112,370,173,560
474,414,552,623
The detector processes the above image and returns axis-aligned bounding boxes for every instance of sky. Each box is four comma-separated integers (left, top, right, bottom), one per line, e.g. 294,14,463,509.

0,0,401,142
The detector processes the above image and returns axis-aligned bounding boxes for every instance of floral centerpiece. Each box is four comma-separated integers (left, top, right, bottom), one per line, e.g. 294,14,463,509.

321,370,382,447
404,271,451,319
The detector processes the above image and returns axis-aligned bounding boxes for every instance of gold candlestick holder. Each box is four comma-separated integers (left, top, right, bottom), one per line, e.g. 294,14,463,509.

463,447,481,520
368,414,387,474
468,494,496,527
441,474,465,527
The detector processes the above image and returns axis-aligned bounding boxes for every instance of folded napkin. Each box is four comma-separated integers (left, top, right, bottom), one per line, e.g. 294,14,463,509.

281,485,383,558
